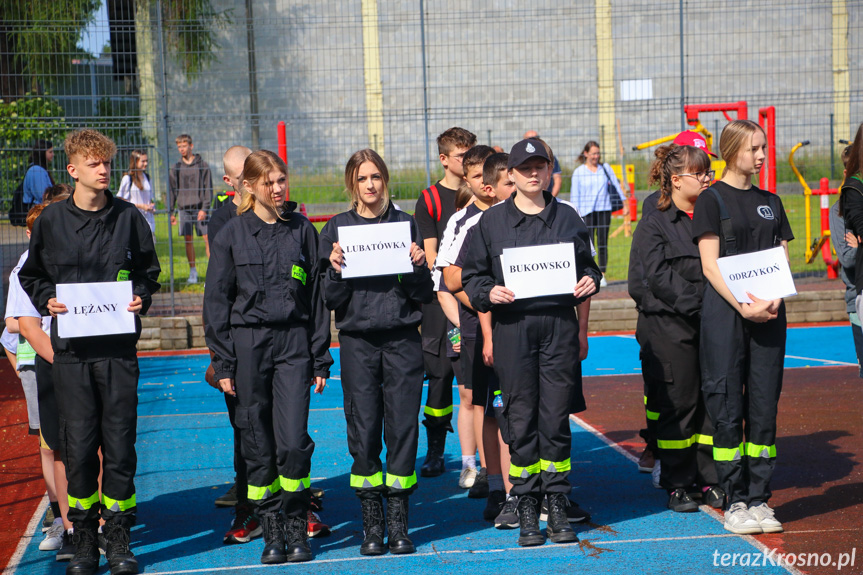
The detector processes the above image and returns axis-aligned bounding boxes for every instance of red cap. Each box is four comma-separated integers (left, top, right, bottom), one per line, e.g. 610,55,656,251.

673,131,717,157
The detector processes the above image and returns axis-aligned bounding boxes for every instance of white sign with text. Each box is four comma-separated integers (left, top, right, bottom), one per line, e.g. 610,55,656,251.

338,221,414,279
716,246,797,303
56,281,135,338
501,243,577,299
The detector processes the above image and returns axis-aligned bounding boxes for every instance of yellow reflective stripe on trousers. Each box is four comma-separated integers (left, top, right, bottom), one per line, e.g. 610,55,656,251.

102,493,137,512
643,396,659,421
350,472,383,489
385,472,417,490
509,461,541,479
68,491,100,511
657,434,714,450
714,442,745,462
247,476,281,500
744,442,777,458
280,475,311,492
423,405,453,417
540,458,571,473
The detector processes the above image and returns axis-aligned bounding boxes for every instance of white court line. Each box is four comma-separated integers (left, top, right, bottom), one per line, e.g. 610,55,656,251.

568,415,805,575
784,354,857,367
139,528,835,575
2,494,47,575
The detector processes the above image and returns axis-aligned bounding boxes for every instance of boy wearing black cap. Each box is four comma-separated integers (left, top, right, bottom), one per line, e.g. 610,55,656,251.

461,138,601,547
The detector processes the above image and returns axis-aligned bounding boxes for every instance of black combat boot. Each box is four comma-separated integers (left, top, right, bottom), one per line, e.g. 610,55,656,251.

545,493,579,543
259,512,287,564
103,518,139,574
285,515,312,562
359,495,386,555
516,495,545,547
386,495,415,554
420,427,447,477
66,522,100,575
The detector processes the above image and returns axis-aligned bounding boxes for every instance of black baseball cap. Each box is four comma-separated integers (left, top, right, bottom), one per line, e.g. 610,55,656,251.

507,138,550,169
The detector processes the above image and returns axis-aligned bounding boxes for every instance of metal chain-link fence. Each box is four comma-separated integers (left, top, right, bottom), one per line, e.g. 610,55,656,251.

1,0,860,315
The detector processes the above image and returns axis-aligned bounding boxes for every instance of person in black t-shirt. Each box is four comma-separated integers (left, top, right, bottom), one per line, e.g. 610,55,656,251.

413,127,477,478
692,120,794,536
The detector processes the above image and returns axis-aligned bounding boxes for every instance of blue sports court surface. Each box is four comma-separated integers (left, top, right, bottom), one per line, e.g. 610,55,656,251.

8,326,856,574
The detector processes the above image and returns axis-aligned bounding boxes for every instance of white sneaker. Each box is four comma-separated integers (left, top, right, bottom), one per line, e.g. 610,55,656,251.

724,502,763,534
458,467,477,488
599,276,608,288
749,502,783,533
651,460,662,488
187,268,198,284
39,518,64,551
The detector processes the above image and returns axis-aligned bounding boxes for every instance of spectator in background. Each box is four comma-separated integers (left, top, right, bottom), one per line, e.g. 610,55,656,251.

23,140,55,206
831,145,863,377
570,140,628,287
522,131,561,196
118,150,156,234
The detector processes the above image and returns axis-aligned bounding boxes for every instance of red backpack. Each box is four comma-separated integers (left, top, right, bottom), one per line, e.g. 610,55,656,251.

420,184,442,222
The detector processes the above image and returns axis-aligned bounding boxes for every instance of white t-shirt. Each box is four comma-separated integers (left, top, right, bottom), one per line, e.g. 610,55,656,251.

118,173,156,233
5,251,51,366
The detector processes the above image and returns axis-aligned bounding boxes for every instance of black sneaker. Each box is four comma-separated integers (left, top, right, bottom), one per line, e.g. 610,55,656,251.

56,529,75,562
215,483,238,507
483,490,506,521
467,467,489,499
495,495,519,529
703,486,726,509
539,496,591,523
667,488,699,513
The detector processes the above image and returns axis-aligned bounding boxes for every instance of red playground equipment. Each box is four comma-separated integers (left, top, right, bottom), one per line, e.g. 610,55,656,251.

789,140,840,279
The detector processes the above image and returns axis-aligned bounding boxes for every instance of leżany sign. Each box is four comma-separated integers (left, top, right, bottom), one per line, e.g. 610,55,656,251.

56,281,135,338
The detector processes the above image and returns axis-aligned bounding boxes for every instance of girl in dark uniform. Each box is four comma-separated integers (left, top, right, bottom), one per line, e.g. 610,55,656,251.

630,141,723,513
320,149,432,556
205,150,332,564
692,120,793,535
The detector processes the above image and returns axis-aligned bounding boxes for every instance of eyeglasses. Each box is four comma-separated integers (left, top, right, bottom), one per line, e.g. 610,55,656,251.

447,153,466,161
678,170,715,181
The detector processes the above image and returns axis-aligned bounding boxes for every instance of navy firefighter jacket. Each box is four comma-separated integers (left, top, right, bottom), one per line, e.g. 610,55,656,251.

19,191,161,363
461,191,602,315
629,203,704,318
204,202,333,382
318,204,433,333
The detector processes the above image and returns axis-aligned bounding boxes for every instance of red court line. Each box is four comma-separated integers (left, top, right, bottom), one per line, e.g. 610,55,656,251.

0,361,45,573
579,367,863,575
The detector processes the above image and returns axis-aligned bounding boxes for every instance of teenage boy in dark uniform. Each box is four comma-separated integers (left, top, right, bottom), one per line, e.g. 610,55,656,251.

414,126,477,476
462,138,600,547
20,129,161,575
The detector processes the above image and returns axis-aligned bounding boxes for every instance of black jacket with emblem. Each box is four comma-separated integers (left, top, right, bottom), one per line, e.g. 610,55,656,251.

461,192,601,314
318,205,433,333
19,191,161,362
204,202,332,381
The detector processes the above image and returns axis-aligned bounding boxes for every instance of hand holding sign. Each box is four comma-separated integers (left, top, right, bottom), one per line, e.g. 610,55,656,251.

741,293,779,323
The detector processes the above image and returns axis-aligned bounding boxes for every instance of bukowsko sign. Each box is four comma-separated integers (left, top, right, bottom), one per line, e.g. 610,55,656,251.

337,220,414,279
501,242,577,299
716,246,797,303
55,281,135,338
